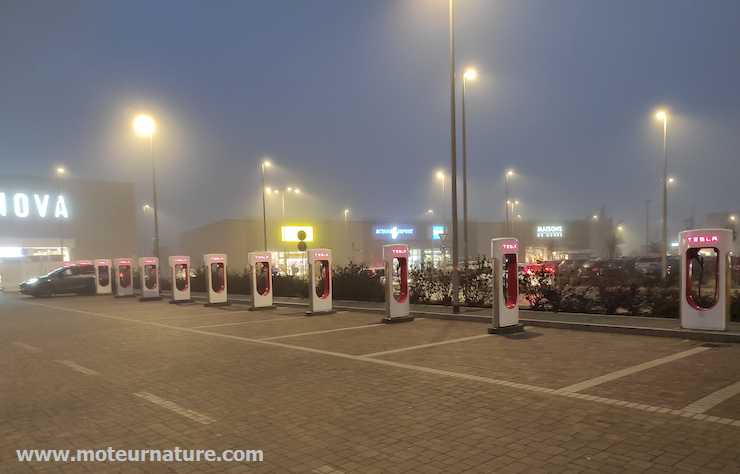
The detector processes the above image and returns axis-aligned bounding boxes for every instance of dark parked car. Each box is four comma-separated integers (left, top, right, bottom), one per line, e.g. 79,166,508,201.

19,263,96,297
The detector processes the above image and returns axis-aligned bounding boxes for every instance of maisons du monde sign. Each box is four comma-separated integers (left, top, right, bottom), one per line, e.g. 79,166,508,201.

0,192,70,219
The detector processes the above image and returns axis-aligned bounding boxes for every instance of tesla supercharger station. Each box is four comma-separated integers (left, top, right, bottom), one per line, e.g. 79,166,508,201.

168,256,193,304
489,238,524,334
204,254,229,306
307,248,334,315
94,259,112,295
113,258,134,297
383,244,413,323
138,257,161,301
679,228,733,331
248,251,275,310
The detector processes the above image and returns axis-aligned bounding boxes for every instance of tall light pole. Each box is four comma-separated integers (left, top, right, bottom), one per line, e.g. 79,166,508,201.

54,166,67,261
435,170,448,266
447,0,461,312
260,159,271,251
645,199,651,253
504,169,515,234
655,110,669,279
344,208,352,262
133,114,159,259
461,67,478,268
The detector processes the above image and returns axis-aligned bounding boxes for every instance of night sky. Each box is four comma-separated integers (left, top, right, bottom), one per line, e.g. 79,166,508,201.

2,0,739,252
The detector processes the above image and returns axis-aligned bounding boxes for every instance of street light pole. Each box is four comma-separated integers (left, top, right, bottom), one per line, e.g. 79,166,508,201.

260,160,270,251
448,0,460,313
149,134,160,259
133,114,159,259
504,172,511,234
461,68,477,269
656,111,669,279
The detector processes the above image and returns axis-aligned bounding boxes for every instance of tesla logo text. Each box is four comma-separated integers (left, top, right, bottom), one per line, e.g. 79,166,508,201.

0,193,69,219
502,243,518,251
687,235,719,244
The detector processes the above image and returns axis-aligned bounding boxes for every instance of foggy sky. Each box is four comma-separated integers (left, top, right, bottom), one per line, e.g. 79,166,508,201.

2,0,739,253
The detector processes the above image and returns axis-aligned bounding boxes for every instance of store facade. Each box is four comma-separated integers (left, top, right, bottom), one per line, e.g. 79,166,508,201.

0,175,136,290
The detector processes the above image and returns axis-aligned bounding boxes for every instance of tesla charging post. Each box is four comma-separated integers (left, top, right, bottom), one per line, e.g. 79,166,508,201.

679,228,732,331
204,254,229,306
383,244,413,323
139,257,161,301
307,248,334,315
94,259,112,295
113,258,134,297
168,255,193,304
489,238,524,334
248,251,275,310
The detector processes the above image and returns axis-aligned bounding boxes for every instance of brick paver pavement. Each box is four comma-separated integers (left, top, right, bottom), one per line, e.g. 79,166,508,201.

2,293,740,473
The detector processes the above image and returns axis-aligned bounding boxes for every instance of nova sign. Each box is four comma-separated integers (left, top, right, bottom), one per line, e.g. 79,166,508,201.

0,192,69,219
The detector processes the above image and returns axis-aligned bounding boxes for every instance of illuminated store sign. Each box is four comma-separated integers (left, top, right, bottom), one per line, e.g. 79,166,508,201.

0,192,69,219
281,226,314,242
432,225,446,240
374,225,415,240
536,225,563,239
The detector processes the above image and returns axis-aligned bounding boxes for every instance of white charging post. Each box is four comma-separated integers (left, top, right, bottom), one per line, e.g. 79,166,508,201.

248,251,275,310
382,244,413,323
679,228,733,331
489,238,524,334
94,259,112,295
204,253,229,306
307,248,334,315
138,256,161,301
113,258,134,297
168,255,192,304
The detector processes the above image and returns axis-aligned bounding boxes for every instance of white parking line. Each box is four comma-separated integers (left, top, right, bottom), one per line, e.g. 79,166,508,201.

22,300,740,429
683,381,740,414
259,322,384,341
192,316,304,329
134,392,215,425
55,360,100,376
556,346,710,393
13,342,42,353
362,334,491,357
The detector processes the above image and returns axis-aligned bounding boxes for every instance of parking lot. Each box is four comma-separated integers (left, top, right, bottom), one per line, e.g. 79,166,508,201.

2,293,740,473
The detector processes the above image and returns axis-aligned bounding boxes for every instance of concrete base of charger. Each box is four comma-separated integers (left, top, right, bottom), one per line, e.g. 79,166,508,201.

305,310,336,316
249,305,277,311
139,296,163,302
383,315,415,324
488,324,525,335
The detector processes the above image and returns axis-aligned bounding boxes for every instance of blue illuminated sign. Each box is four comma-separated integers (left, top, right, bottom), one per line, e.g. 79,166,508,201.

432,225,446,240
374,225,415,240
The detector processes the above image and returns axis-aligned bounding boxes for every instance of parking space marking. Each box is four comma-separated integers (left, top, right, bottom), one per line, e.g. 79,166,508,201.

134,392,215,425
23,299,740,429
55,360,100,376
12,342,42,353
555,346,710,393
192,316,305,329
362,334,491,357
259,322,385,341
683,381,740,414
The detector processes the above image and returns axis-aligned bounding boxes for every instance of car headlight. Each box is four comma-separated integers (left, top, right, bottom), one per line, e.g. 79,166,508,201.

25,278,39,285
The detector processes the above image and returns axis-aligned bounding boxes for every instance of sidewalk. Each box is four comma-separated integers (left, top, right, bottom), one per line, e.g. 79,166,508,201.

185,292,740,343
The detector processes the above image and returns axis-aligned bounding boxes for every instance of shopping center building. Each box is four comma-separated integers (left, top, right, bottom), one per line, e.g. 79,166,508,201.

0,175,136,289
179,216,616,275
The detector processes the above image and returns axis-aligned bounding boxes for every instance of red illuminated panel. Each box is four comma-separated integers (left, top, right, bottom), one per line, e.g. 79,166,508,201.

502,243,518,251
209,255,225,262
143,258,157,264
253,254,270,262
174,258,189,263
687,235,720,245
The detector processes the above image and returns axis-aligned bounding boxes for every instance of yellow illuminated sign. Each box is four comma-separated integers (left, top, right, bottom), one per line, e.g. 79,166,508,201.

281,226,314,242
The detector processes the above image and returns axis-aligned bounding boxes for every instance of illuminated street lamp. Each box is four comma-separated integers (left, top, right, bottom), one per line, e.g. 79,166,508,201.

281,186,300,218
504,169,515,234
260,159,272,250
132,113,160,259
142,203,152,213
461,66,478,268
730,214,737,223
592,214,599,221
53,165,68,260
655,108,669,278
